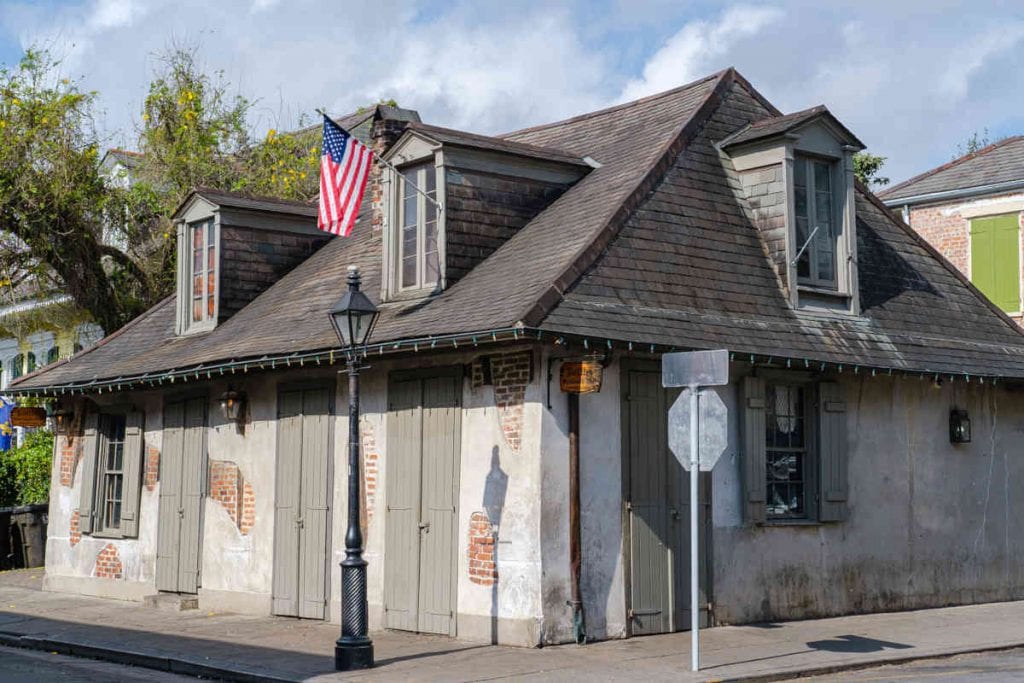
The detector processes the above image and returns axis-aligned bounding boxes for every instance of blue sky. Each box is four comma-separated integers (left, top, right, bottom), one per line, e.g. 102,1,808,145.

2,0,1023,184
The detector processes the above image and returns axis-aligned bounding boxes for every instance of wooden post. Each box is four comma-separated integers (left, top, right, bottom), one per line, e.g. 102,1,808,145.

568,391,586,644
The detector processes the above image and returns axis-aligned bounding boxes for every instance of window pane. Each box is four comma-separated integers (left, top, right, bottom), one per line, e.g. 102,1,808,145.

765,384,807,518
794,158,807,188
813,161,831,193
794,186,808,221
817,245,835,282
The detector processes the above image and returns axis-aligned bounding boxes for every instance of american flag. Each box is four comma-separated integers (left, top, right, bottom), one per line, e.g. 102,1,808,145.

318,116,373,236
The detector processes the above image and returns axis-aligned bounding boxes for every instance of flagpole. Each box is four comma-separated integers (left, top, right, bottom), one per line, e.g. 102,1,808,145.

316,109,443,213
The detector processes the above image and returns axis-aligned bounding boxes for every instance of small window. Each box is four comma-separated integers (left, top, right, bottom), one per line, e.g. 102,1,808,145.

98,414,127,532
46,347,59,365
765,382,814,520
397,162,440,292
184,219,217,330
25,352,35,375
794,156,838,288
10,354,23,380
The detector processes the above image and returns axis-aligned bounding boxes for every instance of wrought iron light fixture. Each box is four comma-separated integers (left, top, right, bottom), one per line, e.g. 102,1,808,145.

949,408,971,444
218,389,246,423
329,266,380,358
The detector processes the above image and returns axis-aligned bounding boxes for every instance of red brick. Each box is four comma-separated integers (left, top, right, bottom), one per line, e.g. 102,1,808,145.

94,544,123,579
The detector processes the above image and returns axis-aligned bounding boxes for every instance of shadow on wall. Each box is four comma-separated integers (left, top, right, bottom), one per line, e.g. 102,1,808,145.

483,445,508,645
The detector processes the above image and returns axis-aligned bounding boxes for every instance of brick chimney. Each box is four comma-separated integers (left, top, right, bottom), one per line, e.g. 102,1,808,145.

369,105,420,233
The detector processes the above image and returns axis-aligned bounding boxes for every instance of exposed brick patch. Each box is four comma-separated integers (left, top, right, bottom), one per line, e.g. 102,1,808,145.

144,444,160,491
468,511,498,586
58,435,80,487
907,204,971,273
485,352,532,453
69,510,81,547
360,418,379,524
208,460,256,535
95,543,123,579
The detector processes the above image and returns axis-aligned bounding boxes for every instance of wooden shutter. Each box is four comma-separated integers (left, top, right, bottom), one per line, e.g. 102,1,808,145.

299,388,331,620
120,410,145,538
78,412,100,534
273,390,303,617
971,214,1021,313
818,381,848,522
740,376,767,524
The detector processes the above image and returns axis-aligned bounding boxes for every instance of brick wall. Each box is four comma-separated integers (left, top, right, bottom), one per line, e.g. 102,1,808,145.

360,418,380,525
208,460,256,535
370,117,410,233
907,204,970,273
467,511,498,586
144,444,160,491
58,434,80,487
472,351,532,453
69,510,81,547
740,164,789,290
95,544,123,579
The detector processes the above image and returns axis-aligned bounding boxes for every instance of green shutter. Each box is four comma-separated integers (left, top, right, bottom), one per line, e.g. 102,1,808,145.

78,412,100,534
818,381,849,522
971,214,1020,312
740,376,767,524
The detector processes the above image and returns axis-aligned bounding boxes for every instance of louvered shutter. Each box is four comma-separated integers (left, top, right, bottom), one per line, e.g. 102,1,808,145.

818,381,849,522
741,376,767,524
120,410,145,537
78,412,100,534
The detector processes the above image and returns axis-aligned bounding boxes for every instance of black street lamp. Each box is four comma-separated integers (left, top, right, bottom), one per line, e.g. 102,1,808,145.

329,265,380,671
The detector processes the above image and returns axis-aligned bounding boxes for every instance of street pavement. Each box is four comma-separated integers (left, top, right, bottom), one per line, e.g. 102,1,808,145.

798,648,1024,682
6,567,1024,681
0,644,194,682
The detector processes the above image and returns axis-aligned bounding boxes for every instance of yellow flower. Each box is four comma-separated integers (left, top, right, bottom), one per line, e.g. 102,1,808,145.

12,98,20,106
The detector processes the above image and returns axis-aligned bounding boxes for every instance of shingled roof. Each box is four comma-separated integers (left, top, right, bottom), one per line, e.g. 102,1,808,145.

881,135,1024,204
719,104,864,150
12,69,1024,393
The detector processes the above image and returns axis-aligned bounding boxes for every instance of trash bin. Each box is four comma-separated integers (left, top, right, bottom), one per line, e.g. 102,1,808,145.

10,503,47,569
0,507,12,570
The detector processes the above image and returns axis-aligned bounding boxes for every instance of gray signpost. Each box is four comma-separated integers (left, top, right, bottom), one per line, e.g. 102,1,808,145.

662,349,729,673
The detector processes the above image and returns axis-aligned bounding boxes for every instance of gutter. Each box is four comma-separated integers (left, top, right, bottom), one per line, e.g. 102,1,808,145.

881,178,1024,209
9,326,1022,397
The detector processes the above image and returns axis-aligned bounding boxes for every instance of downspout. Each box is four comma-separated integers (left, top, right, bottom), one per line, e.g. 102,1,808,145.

568,391,587,644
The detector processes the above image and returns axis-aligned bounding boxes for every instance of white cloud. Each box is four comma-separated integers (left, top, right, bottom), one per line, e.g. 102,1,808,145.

617,4,783,102
939,22,1024,100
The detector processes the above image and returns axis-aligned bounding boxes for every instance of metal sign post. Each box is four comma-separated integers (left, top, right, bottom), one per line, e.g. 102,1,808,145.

662,349,729,673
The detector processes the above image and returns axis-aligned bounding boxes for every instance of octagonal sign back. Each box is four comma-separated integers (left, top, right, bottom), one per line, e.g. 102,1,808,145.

668,387,729,472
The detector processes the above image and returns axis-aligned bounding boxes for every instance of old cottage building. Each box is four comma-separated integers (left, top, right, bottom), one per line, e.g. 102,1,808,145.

880,137,1024,322
11,71,1024,647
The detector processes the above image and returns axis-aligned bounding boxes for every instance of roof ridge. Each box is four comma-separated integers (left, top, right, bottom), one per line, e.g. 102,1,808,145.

500,69,728,140
408,121,581,157
881,135,1024,199
516,68,736,327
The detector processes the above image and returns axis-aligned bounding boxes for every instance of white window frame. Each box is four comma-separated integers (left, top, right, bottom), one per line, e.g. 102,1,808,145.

176,216,220,335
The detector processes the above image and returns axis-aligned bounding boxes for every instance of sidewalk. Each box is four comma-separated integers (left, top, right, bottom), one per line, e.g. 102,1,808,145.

3,568,1024,682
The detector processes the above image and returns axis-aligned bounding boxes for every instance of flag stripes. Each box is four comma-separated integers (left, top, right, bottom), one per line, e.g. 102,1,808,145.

318,116,373,236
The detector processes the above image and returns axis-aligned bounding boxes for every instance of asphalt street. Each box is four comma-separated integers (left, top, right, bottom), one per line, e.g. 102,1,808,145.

0,645,195,682
798,647,1024,682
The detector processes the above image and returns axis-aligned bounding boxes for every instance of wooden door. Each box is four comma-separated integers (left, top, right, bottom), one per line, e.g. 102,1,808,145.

156,397,206,594
623,364,709,635
273,387,333,619
384,369,461,636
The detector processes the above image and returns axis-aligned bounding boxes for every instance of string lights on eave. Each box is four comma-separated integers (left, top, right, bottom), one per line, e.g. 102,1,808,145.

10,326,1008,398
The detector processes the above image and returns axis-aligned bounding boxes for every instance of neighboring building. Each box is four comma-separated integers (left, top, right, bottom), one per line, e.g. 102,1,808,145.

11,73,1024,647
880,136,1024,321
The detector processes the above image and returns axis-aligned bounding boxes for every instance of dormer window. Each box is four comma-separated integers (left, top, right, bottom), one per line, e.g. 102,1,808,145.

398,161,440,292
190,219,218,325
793,156,838,289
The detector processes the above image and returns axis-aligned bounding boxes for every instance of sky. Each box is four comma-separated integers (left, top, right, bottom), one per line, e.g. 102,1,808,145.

1,0,1023,184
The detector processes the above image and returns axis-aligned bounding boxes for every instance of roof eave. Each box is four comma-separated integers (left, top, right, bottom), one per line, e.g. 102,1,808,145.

881,178,1024,208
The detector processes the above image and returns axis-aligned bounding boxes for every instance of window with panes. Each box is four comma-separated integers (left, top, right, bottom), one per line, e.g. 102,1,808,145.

98,414,128,532
765,381,816,520
793,156,838,289
189,219,217,326
397,161,440,292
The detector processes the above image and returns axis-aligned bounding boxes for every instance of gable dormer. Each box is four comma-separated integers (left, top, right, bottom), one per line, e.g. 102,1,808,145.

722,106,865,314
172,190,330,335
378,123,591,300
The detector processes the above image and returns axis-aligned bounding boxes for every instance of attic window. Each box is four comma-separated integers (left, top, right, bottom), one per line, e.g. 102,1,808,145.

397,161,440,292
793,156,838,289
177,217,219,334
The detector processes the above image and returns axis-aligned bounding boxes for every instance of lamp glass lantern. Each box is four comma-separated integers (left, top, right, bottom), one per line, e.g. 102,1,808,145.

219,389,245,423
950,408,971,444
329,266,380,355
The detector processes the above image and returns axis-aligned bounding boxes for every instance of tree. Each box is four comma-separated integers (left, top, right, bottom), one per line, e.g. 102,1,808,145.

853,151,889,188
955,128,991,158
0,50,151,333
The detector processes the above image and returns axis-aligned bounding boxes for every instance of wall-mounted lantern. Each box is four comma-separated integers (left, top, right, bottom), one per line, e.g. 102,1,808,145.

218,389,246,424
950,408,971,444
46,403,74,433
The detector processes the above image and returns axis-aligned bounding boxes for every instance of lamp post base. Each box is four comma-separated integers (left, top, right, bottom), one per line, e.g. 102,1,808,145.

335,641,374,671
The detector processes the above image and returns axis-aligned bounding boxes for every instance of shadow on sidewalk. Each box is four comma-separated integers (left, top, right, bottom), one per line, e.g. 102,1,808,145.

806,634,914,653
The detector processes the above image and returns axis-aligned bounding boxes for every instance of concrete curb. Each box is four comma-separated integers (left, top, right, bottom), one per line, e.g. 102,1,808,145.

715,641,1024,682
0,630,302,683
